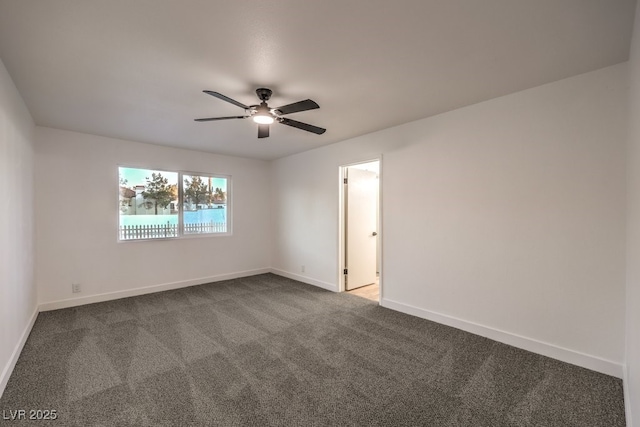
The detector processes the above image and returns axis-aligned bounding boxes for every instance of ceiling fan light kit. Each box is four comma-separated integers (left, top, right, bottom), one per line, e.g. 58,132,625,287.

253,102,274,124
195,88,326,139
253,114,274,124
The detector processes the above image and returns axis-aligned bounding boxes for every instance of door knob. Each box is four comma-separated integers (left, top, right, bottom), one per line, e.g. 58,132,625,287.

372,232,378,236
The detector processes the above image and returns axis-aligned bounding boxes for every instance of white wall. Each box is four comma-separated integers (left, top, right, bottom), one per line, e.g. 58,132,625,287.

626,2,640,424
272,63,627,375
0,59,36,395
35,127,272,307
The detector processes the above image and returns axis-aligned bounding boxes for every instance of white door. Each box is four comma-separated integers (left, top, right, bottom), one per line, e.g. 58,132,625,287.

345,167,378,290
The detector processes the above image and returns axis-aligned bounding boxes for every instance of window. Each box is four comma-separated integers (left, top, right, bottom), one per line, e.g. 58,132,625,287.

118,167,230,240
182,173,229,235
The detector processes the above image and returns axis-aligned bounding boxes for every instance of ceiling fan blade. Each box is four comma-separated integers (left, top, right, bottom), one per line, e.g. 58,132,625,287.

203,91,250,110
279,118,326,135
275,99,319,115
194,116,248,122
258,124,270,139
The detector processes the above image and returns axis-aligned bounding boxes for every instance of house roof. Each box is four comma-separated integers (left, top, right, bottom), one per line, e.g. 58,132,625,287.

0,0,636,160
120,187,135,199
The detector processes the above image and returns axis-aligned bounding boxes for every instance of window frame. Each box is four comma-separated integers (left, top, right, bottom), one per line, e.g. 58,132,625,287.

179,170,232,238
118,165,232,242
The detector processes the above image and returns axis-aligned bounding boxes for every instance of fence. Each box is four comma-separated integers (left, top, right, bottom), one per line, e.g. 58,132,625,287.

184,222,227,234
119,221,226,240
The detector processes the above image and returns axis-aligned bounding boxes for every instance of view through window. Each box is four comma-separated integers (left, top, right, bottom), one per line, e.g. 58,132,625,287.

118,167,229,240
182,173,229,235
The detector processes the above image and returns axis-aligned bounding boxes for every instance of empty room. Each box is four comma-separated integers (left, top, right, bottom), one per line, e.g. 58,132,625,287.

1,1,640,425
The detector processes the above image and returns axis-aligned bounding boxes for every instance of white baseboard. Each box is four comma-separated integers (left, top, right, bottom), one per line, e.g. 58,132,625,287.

0,307,38,399
624,363,633,427
38,268,271,311
270,268,338,292
381,298,623,379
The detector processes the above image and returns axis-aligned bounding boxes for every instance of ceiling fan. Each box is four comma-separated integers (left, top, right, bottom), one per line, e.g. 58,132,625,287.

195,88,326,139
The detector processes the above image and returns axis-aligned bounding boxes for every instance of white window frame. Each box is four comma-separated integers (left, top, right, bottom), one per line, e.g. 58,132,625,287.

180,170,232,238
118,165,232,241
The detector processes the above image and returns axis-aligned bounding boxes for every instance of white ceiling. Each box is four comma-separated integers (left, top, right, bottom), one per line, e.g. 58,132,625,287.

0,0,636,160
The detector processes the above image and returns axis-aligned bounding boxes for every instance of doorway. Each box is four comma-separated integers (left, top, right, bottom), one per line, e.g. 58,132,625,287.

339,159,381,301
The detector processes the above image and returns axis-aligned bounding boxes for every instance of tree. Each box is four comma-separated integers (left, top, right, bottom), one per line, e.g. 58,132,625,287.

213,187,226,203
141,173,173,214
168,184,178,202
118,177,132,211
184,175,210,208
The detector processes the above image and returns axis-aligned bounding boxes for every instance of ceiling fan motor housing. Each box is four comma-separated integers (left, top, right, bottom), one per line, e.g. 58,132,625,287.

254,102,272,116
256,88,272,101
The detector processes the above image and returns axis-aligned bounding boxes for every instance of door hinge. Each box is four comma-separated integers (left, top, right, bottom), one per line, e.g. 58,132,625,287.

343,269,348,275
343,178,348,184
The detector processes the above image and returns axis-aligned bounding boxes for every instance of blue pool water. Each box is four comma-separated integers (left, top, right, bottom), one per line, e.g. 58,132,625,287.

120,207,226,226
184,208,226,224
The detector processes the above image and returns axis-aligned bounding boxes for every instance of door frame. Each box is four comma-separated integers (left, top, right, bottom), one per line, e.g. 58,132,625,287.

338,156,383,300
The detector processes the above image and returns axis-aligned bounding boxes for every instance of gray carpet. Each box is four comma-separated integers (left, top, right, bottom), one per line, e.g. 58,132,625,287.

0,273,626,426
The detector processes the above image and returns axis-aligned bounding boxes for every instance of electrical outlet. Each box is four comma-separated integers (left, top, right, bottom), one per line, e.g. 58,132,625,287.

72,283,81,293
301,265,305,273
